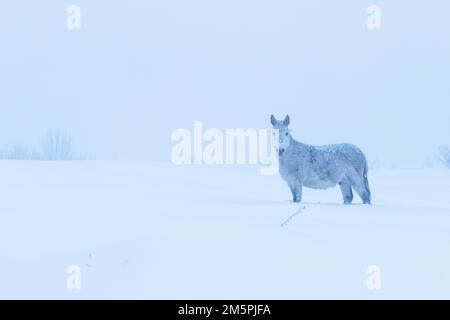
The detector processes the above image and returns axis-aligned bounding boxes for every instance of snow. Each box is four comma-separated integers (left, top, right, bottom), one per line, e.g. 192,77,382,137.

1,161,450,299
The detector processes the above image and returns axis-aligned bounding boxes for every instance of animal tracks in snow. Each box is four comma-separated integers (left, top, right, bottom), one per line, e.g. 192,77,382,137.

280,205,306,228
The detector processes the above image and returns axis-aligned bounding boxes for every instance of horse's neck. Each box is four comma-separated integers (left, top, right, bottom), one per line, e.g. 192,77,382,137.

282,139,310,162
288,138,309,153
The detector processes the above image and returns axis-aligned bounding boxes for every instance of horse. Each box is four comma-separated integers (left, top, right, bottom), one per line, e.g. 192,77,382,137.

271,115,371,204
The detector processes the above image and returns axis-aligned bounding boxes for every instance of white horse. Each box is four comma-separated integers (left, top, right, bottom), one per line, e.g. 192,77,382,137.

271,115,371,204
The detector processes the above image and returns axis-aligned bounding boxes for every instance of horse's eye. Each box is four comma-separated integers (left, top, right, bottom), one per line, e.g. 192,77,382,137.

285,132,289,136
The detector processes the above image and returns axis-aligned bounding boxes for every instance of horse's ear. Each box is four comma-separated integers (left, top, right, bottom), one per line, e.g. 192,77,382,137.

283,115,290,126
270,114,277,126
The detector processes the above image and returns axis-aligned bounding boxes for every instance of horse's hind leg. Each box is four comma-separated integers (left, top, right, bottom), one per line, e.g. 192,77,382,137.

339,178,353,204
348,173,371,204
362,174,371,204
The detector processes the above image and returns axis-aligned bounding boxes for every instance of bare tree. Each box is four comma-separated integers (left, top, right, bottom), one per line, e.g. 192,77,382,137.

41,131,74,160
8,145,30,160
439,146,450,169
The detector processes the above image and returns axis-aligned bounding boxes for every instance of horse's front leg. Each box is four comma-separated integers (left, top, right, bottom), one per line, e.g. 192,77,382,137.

289,181,303,203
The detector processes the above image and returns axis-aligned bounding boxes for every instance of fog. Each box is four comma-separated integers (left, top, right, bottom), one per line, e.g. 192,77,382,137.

1,1,449,166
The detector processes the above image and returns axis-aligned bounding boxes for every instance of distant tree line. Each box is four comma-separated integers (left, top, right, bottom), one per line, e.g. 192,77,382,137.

0,131,84,160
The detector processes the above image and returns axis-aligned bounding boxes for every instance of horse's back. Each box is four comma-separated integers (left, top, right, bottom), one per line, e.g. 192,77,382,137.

306,143,367,185
317,143,367,170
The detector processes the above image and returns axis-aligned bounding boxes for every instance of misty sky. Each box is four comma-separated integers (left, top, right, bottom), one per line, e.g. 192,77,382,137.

1,1,449,166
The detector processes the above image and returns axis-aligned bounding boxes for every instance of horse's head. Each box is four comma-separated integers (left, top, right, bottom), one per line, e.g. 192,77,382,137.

270,114,291,155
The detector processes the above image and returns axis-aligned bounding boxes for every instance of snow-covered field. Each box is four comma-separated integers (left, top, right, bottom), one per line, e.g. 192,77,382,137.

1,161,449,299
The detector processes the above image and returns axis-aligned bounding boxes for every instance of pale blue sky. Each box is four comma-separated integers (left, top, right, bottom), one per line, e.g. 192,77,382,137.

0,1,449,165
